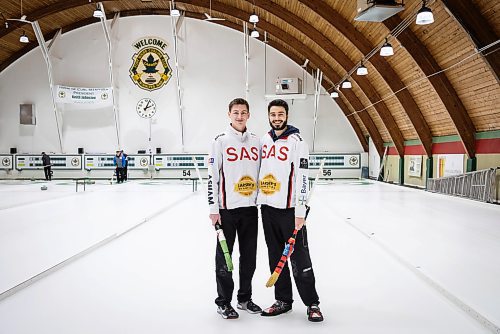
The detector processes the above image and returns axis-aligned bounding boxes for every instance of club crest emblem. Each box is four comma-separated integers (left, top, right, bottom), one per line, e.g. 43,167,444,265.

129,37,173,91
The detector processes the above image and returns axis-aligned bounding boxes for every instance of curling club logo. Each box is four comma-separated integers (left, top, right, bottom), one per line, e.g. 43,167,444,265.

129,37,172,91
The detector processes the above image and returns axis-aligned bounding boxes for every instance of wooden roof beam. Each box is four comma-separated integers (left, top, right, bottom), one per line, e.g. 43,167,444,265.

0,1,381,154
441,0,499,83
296,0,433,157
384,15,477,158
252,0,405,157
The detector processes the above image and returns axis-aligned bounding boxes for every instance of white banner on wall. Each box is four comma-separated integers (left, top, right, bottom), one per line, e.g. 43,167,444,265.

437,154,464,177
408,155,422,177
55,86,113,106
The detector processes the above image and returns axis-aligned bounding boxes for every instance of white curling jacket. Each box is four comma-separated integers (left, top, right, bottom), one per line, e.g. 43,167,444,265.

257,126,309,218
207,125,261,214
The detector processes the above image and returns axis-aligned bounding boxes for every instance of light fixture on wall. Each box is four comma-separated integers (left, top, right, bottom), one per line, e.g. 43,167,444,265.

170,0,180,17
356,62,368,75
380,38,394,56
416,0,434,25
19,30,29,43
93,5,104,18
341,79,352,89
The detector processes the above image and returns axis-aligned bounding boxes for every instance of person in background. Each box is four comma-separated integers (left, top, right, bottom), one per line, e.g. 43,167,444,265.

41,152,52,181
121,150,128,181
113,150,125,184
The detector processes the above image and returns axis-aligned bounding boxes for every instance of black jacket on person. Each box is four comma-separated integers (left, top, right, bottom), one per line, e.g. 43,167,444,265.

42,154,51,166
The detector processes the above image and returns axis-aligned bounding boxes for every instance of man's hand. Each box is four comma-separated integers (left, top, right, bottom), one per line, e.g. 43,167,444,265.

295,217,306,230
209,213,221,226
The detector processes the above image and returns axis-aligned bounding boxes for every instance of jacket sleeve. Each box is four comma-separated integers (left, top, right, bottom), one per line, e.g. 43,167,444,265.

294,138,309,218
208,138,222,214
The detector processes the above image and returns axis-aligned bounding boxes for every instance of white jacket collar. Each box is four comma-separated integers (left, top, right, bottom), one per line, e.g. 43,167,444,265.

228,124,248,142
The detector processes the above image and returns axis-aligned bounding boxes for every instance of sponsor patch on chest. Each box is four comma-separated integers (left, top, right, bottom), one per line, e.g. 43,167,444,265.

234,176,257,196
259,174,281,195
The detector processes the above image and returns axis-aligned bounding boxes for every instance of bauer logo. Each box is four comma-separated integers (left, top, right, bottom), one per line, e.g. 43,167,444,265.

259,174,281,195
233,175,257,197
130,37,173,91
299,158,308,169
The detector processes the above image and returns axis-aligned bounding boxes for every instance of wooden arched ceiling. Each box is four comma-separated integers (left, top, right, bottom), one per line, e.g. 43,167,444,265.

0,0,498,158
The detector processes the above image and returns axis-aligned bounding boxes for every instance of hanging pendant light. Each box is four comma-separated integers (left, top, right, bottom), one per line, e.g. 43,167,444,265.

170,0,180,17
341,80,352,89
249,11,259,23
416,1,434,25
250,27,260,38
20,31,29,43
380,38,394,56
357,63,368,76
93,5,104,18
330,91,339,98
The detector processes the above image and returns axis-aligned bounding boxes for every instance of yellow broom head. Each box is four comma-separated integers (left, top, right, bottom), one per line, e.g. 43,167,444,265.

265,272,280,287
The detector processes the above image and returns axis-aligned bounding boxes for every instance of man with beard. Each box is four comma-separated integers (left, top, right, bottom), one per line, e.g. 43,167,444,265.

257,99,323,322
208,98,262,319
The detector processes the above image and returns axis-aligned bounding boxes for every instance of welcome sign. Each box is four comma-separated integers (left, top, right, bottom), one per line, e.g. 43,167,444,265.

129,37,173,91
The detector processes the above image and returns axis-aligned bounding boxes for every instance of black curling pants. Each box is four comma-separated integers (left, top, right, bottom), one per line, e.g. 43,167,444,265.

44,166,51,181
261,205,319,307
215,206,258,306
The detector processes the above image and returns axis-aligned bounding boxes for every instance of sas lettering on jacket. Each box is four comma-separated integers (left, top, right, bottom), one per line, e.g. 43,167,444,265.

226,147,259,161
261,145,289,161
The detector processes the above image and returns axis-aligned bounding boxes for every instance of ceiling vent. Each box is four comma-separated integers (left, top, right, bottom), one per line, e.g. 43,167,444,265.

355,0,405,22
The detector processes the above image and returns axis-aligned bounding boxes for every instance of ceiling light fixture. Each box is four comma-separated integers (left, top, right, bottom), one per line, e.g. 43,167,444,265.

170,0,180,17
19,30,29,43
330,91,339,98
250,25,259,38
341,80,352,89
249,11,259,23
416,1,434,25
93,5,104,18
380,38,394,56
357,63,368,75
170,8,180,17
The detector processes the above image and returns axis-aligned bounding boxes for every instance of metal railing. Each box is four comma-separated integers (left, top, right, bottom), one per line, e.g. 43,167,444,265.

426,168,499,203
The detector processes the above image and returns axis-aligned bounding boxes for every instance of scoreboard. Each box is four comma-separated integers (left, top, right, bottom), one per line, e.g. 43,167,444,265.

15,155,82,170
